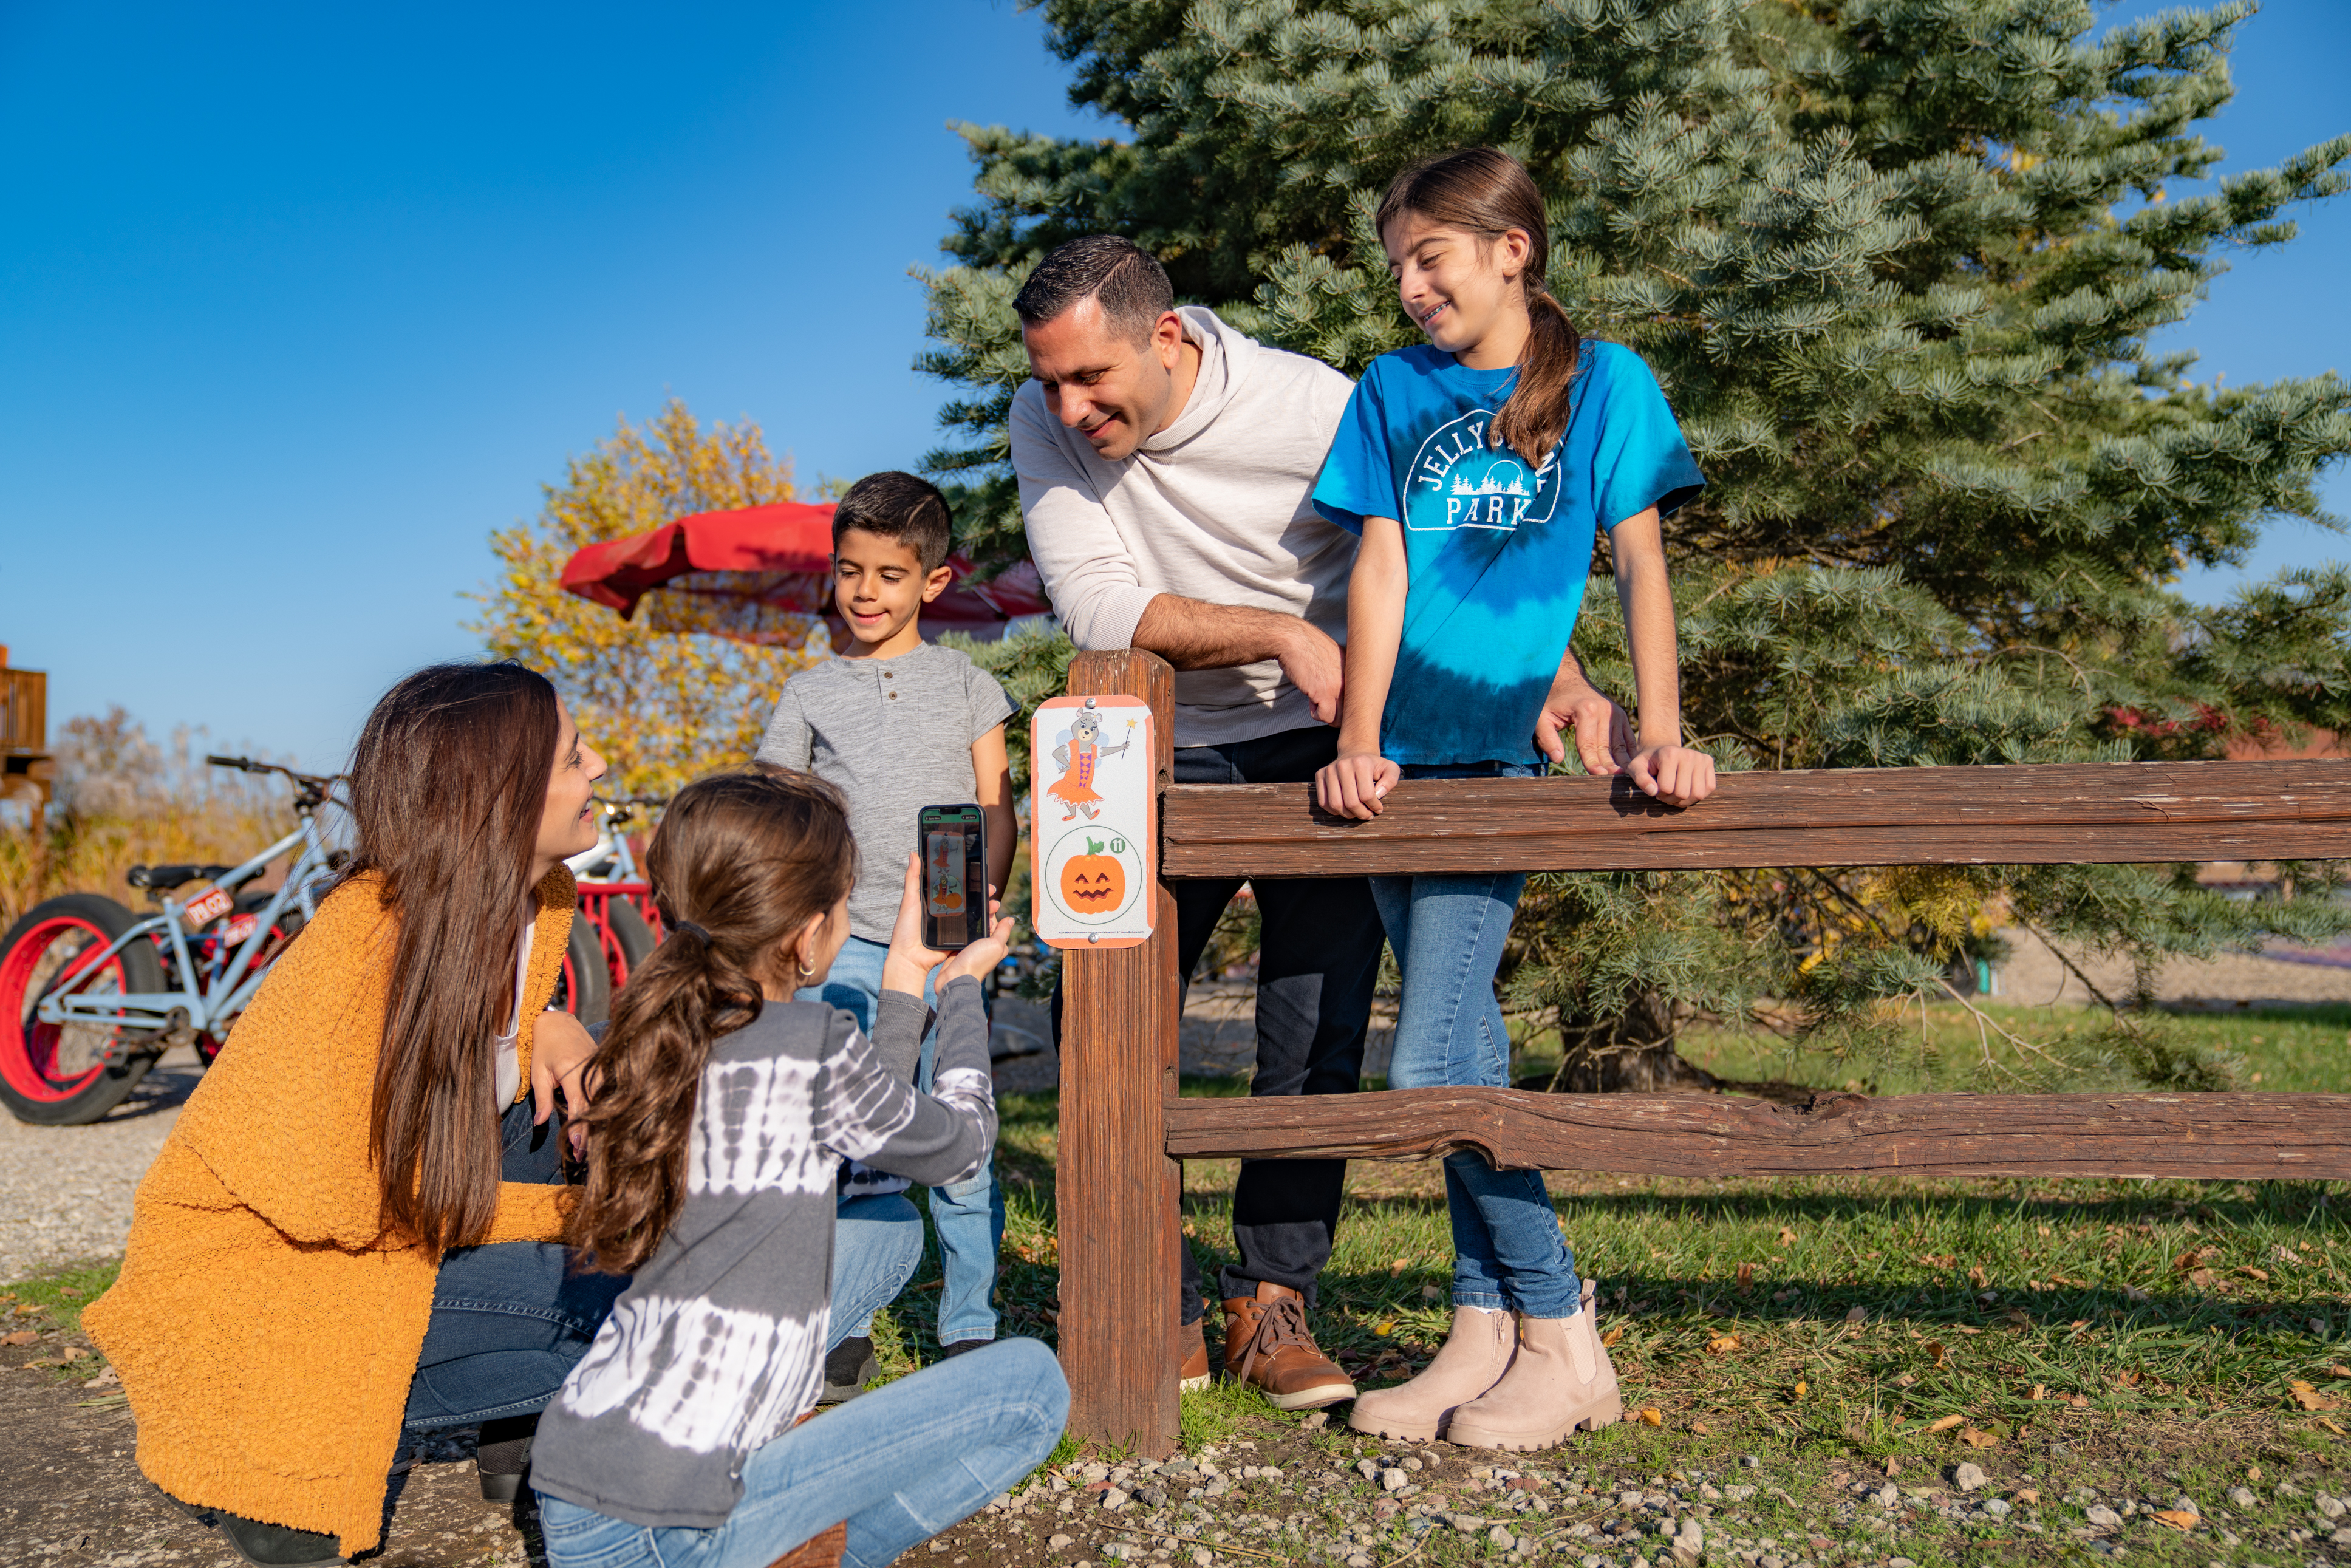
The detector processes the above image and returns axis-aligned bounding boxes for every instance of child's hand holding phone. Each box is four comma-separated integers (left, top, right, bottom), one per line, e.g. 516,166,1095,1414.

882,852,1014,996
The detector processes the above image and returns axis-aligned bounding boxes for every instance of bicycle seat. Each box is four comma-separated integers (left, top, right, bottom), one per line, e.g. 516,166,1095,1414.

128,864,234,891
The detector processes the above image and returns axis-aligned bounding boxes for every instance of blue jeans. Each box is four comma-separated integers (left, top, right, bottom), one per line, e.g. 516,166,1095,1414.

804,935,1004,1348
535,1337,1070,1568
403,1101,922,1430
1371,760,1580,1320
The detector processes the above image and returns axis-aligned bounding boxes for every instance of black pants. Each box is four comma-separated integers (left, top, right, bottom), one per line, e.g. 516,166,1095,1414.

1056,724,1385,1324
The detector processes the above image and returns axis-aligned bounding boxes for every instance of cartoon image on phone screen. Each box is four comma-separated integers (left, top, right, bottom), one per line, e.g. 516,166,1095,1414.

917,804,986,951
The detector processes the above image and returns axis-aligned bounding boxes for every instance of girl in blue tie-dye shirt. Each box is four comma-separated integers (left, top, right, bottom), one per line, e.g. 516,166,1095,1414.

1312,146,1718,1455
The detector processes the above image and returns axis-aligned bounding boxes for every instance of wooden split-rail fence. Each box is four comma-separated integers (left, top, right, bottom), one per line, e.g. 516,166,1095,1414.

1049,649,2351,1454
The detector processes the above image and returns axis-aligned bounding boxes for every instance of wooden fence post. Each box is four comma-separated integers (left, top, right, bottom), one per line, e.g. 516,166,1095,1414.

1056,649,1181,1456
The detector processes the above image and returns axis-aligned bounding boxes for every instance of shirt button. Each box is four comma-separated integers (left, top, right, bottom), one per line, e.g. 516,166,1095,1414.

884,672,894,680
887,692,898,700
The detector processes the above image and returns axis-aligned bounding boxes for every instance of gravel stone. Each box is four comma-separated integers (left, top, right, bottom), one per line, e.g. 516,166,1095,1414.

1099,1488,1130,1511
1953,1462,1988,1493
1380,1469,1407,1493
2319,1495,2346,1519
2086,1505,2123,1527
2230,1487,2259,1508
0,1051,195,1280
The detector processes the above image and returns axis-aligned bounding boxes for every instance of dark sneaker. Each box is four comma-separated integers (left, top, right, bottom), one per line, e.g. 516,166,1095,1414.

476,1413,537,1502
818,1335,878,1403
941,1338,993,1359
1219,1282,1357,1411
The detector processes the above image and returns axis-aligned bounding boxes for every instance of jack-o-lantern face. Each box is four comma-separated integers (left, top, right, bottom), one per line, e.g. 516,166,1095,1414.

1060,839,1125,910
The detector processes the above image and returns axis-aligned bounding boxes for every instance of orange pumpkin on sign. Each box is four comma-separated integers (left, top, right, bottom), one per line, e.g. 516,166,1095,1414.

1060,839,1125,911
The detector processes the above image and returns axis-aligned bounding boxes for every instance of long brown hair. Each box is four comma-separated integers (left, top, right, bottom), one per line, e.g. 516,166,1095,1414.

344,660,561,1253
1377,146,1583,467
565,770,858,1274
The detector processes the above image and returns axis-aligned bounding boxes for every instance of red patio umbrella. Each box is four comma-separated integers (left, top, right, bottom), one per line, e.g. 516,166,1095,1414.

559,500,1051,646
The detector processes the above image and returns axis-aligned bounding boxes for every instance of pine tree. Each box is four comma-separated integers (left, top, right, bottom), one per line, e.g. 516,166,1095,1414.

930,0,2351,1091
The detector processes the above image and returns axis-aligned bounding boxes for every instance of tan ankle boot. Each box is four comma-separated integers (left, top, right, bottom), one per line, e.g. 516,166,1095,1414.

1444,1307,1623,1453
1346,1305,1515,1442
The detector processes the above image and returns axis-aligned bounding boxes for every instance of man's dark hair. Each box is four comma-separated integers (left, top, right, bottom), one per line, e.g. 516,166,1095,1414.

831,471,955,573
1012,235,1175,344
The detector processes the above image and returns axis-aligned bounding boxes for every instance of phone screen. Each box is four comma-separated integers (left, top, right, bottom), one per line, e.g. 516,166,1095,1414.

919,805,986,950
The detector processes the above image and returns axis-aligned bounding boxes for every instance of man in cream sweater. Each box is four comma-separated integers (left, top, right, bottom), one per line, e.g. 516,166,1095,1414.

1012,236,1377,1413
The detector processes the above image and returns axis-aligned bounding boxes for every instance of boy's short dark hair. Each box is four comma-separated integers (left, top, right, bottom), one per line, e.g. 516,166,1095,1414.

831,471,955,574
1012,235,1173,346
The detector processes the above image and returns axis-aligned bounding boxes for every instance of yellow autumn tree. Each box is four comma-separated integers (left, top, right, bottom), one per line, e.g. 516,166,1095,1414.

474,399,826,799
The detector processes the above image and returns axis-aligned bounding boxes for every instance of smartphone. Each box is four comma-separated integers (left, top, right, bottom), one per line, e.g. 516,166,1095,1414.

918,803,988,951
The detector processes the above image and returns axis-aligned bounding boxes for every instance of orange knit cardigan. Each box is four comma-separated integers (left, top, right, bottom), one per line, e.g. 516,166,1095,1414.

84,867,579,1555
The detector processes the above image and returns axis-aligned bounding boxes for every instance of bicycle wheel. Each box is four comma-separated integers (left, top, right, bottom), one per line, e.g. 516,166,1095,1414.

0,895,168,1125
550,916,611,1027
606,900,657,988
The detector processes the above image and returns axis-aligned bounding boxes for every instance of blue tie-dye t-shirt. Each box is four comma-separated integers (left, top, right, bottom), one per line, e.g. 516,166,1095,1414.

1312,339,1704,767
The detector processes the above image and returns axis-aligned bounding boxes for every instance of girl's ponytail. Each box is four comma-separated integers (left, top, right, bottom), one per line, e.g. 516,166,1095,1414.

1376,147,1582,467
564,771,856,1275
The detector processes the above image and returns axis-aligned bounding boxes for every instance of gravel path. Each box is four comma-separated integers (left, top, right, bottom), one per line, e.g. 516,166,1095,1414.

0,1049,199,1284
927,1419,2351,1568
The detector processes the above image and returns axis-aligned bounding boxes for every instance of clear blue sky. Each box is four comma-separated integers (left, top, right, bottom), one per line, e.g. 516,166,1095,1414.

2,0,2344,770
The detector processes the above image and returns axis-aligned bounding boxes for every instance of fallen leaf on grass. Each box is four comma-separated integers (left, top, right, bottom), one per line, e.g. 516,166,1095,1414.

1778,1228,1796,1247
1690,1420,1711,1435
1923,1415,1965,1433
1707,1334,1741,1355
2317,1416,2346,1436
2030,1385,2046,1401
1373,1318,1396,1337
2151,1510,2198,1531
1637,1407,1663,1426
2329,1365,2351,1379
1925,1341,1950,1368
2242,1267,2271,1283
2290,1382,2343,1411
1736,1263,1755,1294
1968,1266,1989,1288
1844,1306,1868,1323
1602,1326,1625,1348
0,1331,35,1347
1959,1427,2000,1448
2069,1394,2090,1408
1792,1380,1807,1400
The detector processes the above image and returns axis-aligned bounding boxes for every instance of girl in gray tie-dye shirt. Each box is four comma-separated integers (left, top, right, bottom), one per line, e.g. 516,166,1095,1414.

529,770,1068,1566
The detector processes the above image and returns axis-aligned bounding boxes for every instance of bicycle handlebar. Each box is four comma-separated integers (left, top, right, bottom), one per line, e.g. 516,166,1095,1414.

206,754,348,797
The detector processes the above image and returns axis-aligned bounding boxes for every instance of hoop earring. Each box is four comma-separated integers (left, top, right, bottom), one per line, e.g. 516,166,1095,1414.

797,953,816,980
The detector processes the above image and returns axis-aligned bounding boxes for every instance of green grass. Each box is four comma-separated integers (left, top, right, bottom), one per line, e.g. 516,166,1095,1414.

1,1260,120,1338
1502,1001,2351,1097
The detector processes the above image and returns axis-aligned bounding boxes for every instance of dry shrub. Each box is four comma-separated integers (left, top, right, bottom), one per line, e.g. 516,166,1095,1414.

0,709,301,930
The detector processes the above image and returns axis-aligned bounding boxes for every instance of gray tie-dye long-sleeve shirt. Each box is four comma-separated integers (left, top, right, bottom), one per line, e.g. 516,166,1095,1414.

528,977,997,1529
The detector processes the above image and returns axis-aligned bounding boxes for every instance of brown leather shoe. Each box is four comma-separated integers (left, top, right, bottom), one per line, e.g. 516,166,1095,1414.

1219,1282,1357,1411
1178,1315,1212,1392
765,1521,845,1568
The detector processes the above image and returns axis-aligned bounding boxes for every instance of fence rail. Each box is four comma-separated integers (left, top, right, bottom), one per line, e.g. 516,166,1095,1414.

1052,649,2351,1454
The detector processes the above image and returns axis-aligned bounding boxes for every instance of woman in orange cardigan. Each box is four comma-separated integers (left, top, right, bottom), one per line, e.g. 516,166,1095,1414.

86,662,618,1566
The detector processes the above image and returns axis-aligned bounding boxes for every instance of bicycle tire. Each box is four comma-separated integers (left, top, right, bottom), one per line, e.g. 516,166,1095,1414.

606,901,657,988
0,895,168,1125
551,915,611,1027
